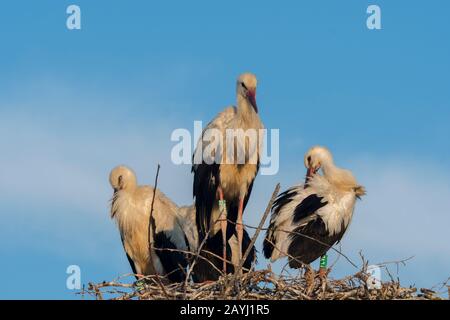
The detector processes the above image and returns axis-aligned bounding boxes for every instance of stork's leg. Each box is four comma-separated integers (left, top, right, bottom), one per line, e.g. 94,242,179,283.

236,198,245,268
218,187,227,274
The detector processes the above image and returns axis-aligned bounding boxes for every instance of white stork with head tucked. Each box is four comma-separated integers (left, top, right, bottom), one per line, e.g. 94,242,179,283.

109,165,190,282
263,146,365,270
192,73,263,281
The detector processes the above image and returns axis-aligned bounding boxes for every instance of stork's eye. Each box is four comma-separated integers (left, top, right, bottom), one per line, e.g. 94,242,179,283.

241,82,248,90
307,156,312,164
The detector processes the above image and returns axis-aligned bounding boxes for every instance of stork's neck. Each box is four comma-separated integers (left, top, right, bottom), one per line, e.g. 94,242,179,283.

237,95,257,121
321,160,338,178
122,183,138,193
322,161,357,190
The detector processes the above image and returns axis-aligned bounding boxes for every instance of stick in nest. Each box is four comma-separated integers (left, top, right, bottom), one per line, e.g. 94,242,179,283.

84,265,447,300
145,164,170,298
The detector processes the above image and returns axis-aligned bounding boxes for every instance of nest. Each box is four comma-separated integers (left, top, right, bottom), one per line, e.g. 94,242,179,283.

83,184,449,300
81,267,448,300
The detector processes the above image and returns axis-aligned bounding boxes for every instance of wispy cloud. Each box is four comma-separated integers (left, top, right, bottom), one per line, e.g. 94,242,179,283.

349,156,450,255
0,82,195,269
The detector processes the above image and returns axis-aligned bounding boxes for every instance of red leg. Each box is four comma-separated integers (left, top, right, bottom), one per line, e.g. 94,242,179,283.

218,187,227,274
236,198,244,270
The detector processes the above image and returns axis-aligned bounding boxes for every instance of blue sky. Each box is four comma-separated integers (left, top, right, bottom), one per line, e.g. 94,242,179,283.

0,1,449,299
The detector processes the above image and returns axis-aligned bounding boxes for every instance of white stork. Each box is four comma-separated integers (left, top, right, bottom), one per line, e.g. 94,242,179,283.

109,165,191,282
192,73,263,281
263,146,365,271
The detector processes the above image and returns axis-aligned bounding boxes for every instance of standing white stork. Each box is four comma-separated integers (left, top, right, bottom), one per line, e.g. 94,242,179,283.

263,146,365,271
192,73,263,281
109,165,191,282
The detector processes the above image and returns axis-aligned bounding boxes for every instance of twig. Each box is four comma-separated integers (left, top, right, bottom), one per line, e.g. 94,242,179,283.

148,164,161,273
84,261,446,300
144,164,170,299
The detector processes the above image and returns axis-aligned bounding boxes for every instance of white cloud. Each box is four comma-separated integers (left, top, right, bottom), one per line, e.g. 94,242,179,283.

348,156,450,256
0,89,195,266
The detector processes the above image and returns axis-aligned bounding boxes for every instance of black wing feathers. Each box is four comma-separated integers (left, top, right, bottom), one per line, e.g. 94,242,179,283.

263,191,328,260
192,162,220,241
288,219,345,267
271,187,298,215
263,187,300,259
292,194,328,223
153,231,188,283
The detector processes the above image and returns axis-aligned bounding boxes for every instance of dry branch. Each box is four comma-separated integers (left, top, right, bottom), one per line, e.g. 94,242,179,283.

83,265,446,300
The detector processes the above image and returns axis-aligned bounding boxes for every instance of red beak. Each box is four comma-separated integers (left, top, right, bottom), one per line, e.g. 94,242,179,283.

304,166,318,185
247,90,258,113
